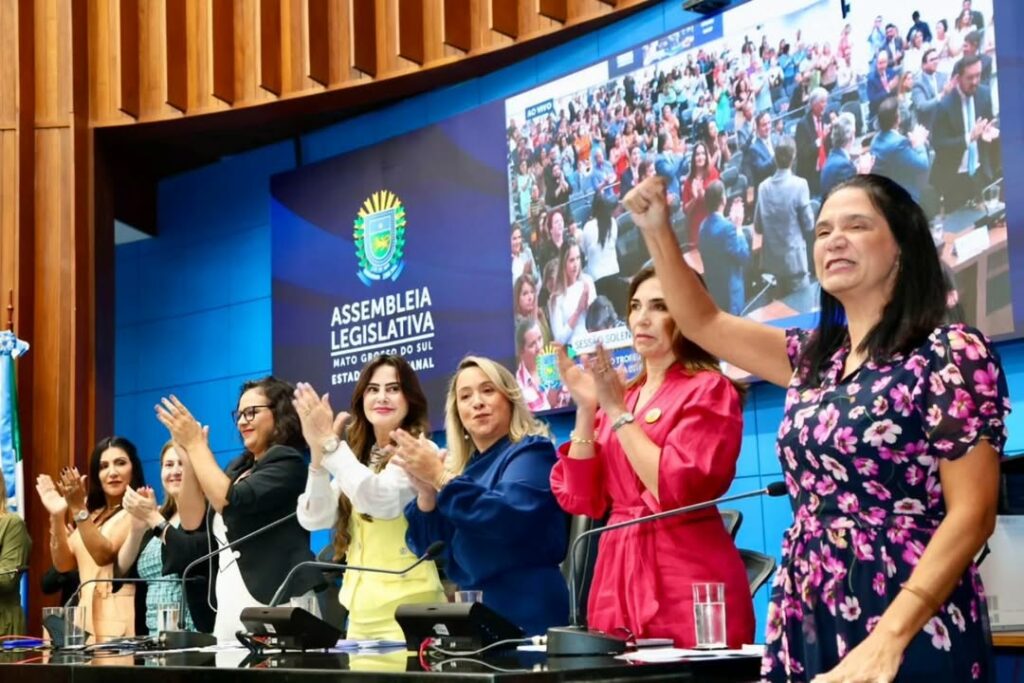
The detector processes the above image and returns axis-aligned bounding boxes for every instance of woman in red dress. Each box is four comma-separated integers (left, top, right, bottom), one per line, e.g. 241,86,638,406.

550,266,754,648
682,141,720,250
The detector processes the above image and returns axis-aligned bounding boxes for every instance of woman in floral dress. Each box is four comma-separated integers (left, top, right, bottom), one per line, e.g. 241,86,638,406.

621,172,1010,682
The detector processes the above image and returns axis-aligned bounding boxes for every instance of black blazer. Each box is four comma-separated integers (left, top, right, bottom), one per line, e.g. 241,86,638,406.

215,445,322,605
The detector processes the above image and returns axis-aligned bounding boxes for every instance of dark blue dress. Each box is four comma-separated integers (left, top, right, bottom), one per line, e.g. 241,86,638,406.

404,434,569,636
762,324,1010,682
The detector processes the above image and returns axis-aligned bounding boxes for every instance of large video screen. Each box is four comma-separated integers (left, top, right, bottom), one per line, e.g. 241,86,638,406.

273,0,1020,421
505,0,1011,392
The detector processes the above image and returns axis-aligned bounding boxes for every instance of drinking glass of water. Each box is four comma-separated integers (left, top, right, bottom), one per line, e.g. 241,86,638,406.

692,582,726,649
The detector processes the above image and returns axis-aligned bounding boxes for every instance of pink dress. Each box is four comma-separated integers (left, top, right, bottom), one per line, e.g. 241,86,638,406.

551,366,755,647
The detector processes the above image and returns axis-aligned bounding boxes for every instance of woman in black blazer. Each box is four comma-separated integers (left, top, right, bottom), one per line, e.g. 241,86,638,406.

156,376,322,642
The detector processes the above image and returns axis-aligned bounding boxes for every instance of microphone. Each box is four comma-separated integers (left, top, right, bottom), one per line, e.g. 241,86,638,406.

170,510,301,647
239,541,445,651
268,539,446,607
547,481,787,656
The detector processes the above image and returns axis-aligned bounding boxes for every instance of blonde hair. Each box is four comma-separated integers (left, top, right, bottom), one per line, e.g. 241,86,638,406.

0,468,7,515
444,356,551,475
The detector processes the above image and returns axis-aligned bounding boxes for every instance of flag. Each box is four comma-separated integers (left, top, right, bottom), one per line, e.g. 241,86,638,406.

0,330,29,518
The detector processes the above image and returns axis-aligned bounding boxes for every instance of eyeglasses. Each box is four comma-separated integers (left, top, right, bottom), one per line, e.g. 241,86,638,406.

231,405,272,424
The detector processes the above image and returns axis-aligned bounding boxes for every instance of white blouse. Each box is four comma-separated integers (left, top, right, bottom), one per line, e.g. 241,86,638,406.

296,442,418,529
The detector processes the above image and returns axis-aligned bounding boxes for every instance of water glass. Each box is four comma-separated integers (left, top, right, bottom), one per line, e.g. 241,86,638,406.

64,605,88,648
41,606,64,646
453,590,483,604
155,603,181,635
289,594,319,616
692,583,726,649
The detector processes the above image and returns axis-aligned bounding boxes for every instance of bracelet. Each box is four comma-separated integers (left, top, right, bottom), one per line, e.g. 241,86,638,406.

569,431,596,445
900,582,942,613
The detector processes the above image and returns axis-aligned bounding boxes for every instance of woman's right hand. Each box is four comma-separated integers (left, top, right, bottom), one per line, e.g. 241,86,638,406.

623,176,671,234
123,486,161,531
556,345,597,414
36,475,68,517
293,382,349,467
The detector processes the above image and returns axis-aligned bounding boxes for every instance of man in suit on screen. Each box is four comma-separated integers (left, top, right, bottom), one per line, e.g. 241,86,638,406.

871,97,931,203
929,55,998,210
911,48,951,130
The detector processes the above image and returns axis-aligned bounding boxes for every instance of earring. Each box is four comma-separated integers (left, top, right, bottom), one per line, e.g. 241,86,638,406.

463,431,470,440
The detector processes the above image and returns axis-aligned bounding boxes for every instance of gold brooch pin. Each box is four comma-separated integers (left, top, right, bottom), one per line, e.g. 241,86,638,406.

644,408,662,424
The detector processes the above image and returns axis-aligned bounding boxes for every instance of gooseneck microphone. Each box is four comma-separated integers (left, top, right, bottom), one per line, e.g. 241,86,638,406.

238,541,446,650
169,510,300,647
267,539,446,607
547,481,788,656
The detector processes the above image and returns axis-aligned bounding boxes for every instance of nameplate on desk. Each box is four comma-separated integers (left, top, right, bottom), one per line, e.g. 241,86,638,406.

952,227,990,263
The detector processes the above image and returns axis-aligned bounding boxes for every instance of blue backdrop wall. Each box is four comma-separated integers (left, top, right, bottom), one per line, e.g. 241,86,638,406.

113,0,1024,641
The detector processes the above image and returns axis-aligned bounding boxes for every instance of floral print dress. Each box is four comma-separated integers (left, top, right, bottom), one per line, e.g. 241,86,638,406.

761,324,1010,682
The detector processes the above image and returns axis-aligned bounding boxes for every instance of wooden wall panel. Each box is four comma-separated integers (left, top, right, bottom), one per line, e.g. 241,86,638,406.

540,0,568,23
118,0,140,117
443,0,471,51
260,0,282,94
212,0,235,102
352,0,377,76
0,0,16,127
166,0,187,111
281,0,312,93
307,0,329,84
398,0,425,64
139,0,179,119
0,132,16,316
491,0,518,38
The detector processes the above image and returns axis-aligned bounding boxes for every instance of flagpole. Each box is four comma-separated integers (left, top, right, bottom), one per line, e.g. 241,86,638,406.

6,289,11,332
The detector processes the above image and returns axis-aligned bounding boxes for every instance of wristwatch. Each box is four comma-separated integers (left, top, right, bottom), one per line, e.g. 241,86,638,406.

153,520,171,536
320,435,340,455
73,508,89,523
610,412,636,432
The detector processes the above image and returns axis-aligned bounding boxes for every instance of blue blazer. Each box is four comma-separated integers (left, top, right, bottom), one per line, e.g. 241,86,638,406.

405,434,569,636
820,149,856,198
870,130,930,202
698,212,751,316
743,136,776,190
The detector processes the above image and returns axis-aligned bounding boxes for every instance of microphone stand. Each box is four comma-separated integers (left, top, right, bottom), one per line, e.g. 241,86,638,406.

547,482,787,656
167,510,301,649
238,541,447,652
268,539,446,607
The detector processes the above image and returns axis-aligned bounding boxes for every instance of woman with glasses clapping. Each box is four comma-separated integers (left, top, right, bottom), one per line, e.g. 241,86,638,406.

155,377,322,642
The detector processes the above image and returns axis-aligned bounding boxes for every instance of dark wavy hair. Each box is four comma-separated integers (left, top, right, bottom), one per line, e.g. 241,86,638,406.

332,355,430,561
798,174,947,386
86,436,146,512
238,376,306,454
627,267,746,404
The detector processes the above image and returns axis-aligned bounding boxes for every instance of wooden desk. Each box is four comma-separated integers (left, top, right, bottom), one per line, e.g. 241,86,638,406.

995,631,1024,648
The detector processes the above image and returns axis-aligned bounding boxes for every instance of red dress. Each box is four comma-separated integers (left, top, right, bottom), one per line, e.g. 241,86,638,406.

682,166,720,250
550,365,755,648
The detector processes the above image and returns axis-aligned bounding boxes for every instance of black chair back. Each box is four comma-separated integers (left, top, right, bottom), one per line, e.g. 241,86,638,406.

719,508,743,538
739,548,777,595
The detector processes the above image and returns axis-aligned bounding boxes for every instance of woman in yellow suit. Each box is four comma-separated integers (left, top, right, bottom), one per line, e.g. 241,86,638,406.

294,355,445,640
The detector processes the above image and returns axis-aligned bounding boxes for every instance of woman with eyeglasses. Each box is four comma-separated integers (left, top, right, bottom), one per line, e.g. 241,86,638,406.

293,355,445,640
155,377,322,642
